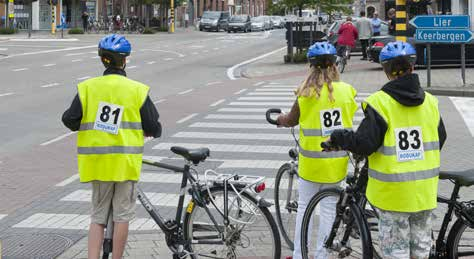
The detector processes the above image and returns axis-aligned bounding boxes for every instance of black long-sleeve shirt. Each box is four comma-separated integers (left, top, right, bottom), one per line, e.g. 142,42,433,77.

62,67,162,138
331,74,447,155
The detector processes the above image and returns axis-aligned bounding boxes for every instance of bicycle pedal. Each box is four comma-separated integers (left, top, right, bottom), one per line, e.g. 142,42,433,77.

164,219,178,230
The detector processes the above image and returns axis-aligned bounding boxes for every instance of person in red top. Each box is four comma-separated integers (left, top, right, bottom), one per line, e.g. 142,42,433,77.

336,16,358,59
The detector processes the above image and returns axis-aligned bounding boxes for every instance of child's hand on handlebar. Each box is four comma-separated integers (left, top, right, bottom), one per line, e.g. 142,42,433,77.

321,137,341,152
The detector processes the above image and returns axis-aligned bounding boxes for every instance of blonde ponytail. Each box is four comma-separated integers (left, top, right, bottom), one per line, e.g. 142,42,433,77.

296,64,340,102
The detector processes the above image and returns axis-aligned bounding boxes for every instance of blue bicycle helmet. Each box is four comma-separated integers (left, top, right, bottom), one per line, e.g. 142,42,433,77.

379,41,416,63
307,42,337,68
380,41,417,77
98,34,131,68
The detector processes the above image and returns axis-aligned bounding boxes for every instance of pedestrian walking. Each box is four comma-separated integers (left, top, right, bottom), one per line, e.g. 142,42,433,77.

327,41,447,259
185,13,189,28
372,12,382,36
62,34,162,259
81,11,89,32
276,42,358,259
387,8,396,35
356,11,372,60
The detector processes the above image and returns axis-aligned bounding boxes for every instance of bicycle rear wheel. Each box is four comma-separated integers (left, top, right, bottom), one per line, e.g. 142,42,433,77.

274,163,298,250
301,188,373,259
447,217,474,258
183,186,281,258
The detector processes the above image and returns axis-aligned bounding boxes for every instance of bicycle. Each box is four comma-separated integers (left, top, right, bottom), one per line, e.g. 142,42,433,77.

300,141,379,259
101,146,281,259
336,45,351,74
266,108,299,251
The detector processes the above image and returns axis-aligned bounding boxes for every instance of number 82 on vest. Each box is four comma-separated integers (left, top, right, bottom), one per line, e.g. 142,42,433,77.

93,101,124,135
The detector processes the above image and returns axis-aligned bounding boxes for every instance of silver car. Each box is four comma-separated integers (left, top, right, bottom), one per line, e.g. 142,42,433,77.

251,16,271,31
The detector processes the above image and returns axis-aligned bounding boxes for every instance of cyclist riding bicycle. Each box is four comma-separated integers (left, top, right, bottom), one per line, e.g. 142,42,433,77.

336,16,358,62
327,41,447,259
62,34,162,259
276,42,358,259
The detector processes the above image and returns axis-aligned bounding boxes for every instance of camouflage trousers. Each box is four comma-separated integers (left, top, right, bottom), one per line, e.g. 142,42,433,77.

377,209,433,259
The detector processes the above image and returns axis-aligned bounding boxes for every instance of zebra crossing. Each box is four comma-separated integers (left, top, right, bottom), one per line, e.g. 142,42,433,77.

9,83,370,232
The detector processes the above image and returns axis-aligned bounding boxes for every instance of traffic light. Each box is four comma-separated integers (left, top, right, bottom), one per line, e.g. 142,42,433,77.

48,0,58,5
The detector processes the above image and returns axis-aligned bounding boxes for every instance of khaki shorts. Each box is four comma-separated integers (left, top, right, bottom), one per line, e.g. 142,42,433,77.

90,181,137,225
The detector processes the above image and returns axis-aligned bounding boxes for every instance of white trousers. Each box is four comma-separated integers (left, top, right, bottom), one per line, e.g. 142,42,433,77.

293,178,338,259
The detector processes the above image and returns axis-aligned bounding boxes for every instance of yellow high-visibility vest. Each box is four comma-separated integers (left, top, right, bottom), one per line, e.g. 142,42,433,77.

77,74,149,182
363,91,440,212
298,82,358,183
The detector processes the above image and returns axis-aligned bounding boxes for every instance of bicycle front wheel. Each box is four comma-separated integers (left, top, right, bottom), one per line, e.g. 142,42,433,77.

447,217,474,258
274,163,298,250
301,188,373,259
183,186,281,258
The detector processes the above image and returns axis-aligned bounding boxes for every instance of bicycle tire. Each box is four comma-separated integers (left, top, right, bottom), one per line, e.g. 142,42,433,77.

338,58,346,73
301,188,373,259
446,217,474,258
358,196,382,259
274,162,298,250
183,186,281,258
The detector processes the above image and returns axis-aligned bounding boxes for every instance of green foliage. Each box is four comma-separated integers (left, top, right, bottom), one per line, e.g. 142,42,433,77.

284,49,308,63
143,27,156,34
158,26,169,32
0,28,17,34
68,28,84,34
268,1,286,15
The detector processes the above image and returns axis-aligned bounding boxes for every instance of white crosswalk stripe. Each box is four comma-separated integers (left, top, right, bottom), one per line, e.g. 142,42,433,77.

16,84,368,231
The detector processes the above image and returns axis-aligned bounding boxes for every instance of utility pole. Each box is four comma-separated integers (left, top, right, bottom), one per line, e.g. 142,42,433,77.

395,0,407,42
50,0,56,34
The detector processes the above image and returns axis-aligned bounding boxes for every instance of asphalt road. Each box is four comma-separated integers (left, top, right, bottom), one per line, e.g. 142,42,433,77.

0,29,286,215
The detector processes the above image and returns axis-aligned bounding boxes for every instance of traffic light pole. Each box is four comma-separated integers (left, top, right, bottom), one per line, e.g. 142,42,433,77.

395,0,407,42
50,0,56,34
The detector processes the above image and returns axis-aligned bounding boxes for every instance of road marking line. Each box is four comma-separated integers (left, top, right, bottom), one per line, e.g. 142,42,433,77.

255,88,294,92
12,68,28,72
234,89,247,95
153,142,290,154
238,96,294,101
40,132,77,146
77,76,91,81
450,97,474,137
147,61,156,65
203,50,209,53
91,56,99,59
0,92,14,97
153,98,166,104
0,214,7,221
10,38,79,42
0,48,7,51
143,49,185,57
227,46,286,80
206,81,222,86
178,89,193,95
210,99,226,107
263,85,297,88
247,92,293,96
177,113,198,124
229,102,293,106
173,131,294,141
205,114,264,120
55,174,80,187
254,81,265,86
71,59,82,62
190,122,276,129
0,45,96,60
42,63,56,67
163,58,174,61
218,107,289,113
128,65,138,69
40,83,60,88
192,52,199,55
213,47,219,50
153,99,166,104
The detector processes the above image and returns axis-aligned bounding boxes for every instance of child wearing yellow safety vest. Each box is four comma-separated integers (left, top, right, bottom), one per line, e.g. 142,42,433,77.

327,41,447,259
277,42,358,259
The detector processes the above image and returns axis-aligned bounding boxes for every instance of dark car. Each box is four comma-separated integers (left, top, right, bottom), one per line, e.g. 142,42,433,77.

227,15,251,33
199,11,230,32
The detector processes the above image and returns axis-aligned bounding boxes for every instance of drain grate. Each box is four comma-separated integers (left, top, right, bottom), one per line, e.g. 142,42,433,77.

2,233,73,259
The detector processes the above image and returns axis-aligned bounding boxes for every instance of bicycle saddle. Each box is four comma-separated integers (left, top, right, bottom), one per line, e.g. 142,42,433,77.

439,169,474,187
171,146,210,165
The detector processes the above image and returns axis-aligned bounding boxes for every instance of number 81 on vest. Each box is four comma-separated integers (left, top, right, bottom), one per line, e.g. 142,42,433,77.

93,101,124,135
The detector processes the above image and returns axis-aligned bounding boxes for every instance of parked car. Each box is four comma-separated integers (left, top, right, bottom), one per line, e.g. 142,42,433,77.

251,16,271,31
271,16,284,28
263,16,273,30
199,11,229,32
228,15,251,33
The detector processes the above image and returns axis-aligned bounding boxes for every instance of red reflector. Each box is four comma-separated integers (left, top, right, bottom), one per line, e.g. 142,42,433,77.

373,42,385,47
255,182,266,193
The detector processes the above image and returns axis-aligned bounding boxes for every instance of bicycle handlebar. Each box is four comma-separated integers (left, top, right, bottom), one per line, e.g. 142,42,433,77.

266,108,282,126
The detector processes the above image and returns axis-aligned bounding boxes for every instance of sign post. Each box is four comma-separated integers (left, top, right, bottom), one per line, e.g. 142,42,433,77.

410,15,472,87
